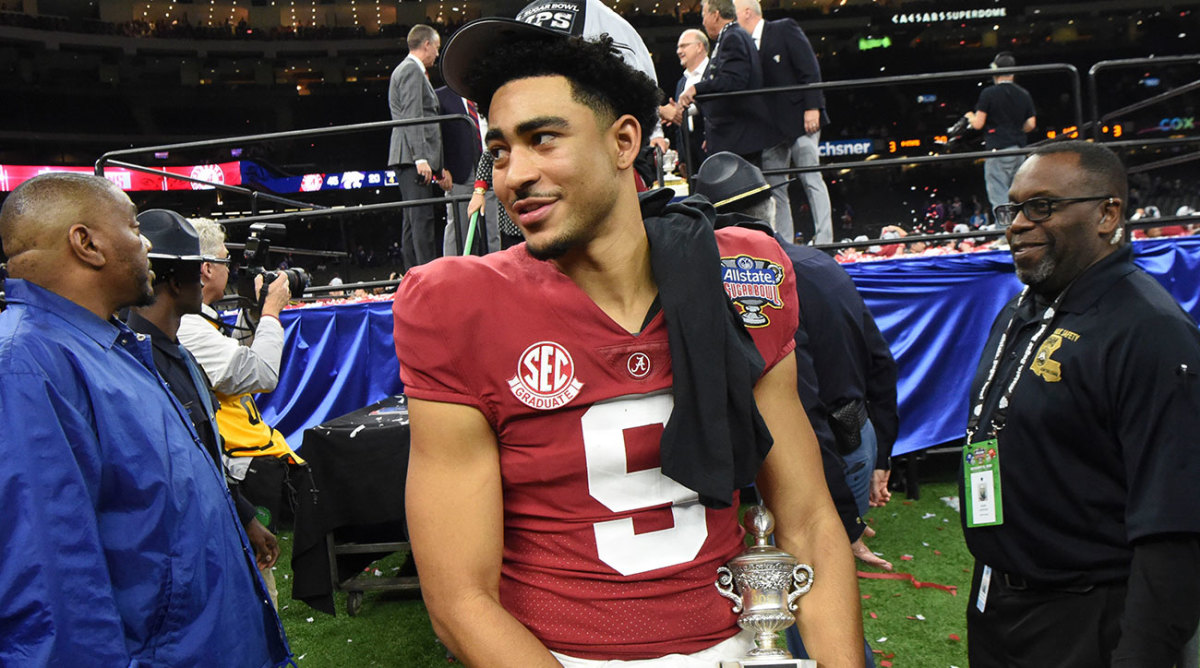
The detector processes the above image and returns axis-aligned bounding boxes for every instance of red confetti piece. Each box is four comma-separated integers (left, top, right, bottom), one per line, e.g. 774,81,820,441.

934,550,942,555
902,501,913,505
900,555,913,561
949,633,961,641
870,612,878,619
885,653,895,659
880,661,893,667
857,570,959,596
872,649,884,655
905,616,915,620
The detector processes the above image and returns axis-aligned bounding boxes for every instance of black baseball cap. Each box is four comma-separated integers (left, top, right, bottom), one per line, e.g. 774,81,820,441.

991,52,1016,69
440,1,586,103
138,209,205,262
441,0,651,103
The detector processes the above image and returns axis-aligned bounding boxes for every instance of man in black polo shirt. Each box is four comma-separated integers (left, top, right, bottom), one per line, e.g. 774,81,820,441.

126,209,279,573
963,141,1200,667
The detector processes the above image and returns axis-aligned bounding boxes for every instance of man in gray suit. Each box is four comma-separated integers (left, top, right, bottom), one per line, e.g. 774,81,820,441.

388,24,449,270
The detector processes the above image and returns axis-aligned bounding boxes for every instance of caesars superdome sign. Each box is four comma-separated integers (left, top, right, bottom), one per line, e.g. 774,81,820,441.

891,7,1007,24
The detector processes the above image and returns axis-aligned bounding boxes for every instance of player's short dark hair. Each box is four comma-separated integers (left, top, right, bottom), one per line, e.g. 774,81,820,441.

1031,140,1128,217
464,35,660,148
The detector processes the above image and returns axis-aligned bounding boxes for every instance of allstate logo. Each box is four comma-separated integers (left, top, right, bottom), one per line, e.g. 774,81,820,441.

508,341,584,410
720,255,785,327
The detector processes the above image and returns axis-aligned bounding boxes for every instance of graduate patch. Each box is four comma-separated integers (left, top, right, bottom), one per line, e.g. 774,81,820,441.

508,341,584,410
720,254,786,327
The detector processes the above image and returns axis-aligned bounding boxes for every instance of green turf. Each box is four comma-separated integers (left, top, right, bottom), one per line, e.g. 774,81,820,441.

855,480,971,668
274,480,974,667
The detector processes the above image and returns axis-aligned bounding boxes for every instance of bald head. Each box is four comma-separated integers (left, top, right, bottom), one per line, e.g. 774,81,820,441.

0,172,153,318
1,173,126,266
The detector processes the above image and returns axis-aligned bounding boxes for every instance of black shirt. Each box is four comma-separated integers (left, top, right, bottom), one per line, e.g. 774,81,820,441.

974,81,1035,150
962,244,1200,586
781,237,899,469
126,312,257,526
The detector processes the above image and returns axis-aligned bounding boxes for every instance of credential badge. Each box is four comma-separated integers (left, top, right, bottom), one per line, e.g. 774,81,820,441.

508,341,584,410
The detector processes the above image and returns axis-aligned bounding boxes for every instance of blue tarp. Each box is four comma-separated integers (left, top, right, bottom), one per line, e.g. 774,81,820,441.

257,236,1200,454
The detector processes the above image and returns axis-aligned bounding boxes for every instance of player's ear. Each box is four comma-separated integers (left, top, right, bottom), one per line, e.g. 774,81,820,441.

612,114,641,170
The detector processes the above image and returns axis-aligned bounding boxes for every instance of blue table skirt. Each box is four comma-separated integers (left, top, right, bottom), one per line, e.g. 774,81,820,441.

258,236,1200,455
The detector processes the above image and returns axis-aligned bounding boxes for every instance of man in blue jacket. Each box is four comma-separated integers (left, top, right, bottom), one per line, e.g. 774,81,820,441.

0,173,290,667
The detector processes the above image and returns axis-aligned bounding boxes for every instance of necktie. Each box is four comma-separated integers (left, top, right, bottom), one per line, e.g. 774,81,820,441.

465,99,482,151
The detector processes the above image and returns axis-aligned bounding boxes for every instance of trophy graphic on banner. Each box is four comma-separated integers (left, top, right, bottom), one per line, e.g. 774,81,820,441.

716,505,817,668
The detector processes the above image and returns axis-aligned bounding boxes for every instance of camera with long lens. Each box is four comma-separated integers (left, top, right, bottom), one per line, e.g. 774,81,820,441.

238,223,310,311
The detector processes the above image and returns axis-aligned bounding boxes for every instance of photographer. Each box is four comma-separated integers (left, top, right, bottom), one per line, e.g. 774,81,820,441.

177,218,306,609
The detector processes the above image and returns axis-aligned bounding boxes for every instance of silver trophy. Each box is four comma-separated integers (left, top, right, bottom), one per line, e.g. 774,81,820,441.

716,505,817,668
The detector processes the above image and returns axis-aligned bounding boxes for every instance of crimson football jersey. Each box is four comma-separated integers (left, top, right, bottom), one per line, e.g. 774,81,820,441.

393,224,798,660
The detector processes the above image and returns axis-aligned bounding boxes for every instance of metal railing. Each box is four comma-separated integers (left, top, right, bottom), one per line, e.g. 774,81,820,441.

95,114,481,252
681,62,1082,181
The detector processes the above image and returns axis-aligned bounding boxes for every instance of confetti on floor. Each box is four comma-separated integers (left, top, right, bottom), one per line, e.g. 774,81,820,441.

858,570,960,595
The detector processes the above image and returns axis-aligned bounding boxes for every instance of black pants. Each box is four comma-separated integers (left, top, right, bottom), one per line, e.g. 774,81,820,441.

967,561,1126,667
397,164,441,271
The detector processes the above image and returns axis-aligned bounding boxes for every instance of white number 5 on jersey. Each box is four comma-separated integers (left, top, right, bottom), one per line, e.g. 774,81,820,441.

581,392,708,576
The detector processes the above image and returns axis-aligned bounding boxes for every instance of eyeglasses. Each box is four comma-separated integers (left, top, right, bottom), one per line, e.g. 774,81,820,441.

993,196,1114,226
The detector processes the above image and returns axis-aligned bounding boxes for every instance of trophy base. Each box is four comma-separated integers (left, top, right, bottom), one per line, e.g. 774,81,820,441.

719,660,817,668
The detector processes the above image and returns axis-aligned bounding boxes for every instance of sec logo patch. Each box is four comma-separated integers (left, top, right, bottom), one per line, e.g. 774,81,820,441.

508,341,585,410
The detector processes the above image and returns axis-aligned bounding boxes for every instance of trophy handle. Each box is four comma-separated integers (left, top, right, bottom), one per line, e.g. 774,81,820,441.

787,564,815,611
715,566,743,613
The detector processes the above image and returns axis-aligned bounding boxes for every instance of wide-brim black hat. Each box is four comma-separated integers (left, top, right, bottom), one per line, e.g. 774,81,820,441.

691,152,788,210
138,209,204,261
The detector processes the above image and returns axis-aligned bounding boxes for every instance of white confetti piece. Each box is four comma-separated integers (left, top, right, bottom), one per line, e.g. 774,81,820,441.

347,638,353,643
922,542,930,547
916,614,926,620
877,636,888,643
306,617,314,623
298,654,306,661
922,512,937,519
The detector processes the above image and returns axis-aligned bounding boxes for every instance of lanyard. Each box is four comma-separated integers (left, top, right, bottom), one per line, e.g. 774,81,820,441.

965,286,1069,443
